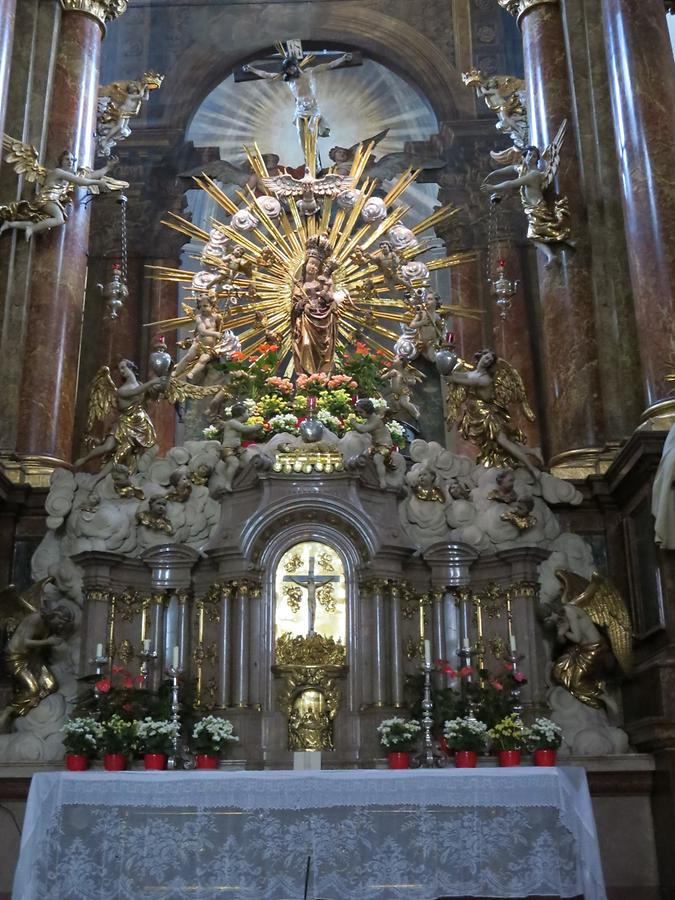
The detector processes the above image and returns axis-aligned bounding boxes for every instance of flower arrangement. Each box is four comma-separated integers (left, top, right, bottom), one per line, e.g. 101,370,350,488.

296,372,329,396
443,716,489,752
192,716,239,755
335,343,385,396
386,420,407,448
268,413,300,434
376,717,421,752
136,717,178,755
527,717,562,750
202,424,221,440
61,717,103,756
488,713,528,751
100,714,138,754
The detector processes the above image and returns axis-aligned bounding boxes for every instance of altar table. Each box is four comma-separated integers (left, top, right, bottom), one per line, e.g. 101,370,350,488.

12,768,606,900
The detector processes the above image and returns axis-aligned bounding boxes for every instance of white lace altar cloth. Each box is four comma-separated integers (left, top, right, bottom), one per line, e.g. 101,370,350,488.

12,768,606,900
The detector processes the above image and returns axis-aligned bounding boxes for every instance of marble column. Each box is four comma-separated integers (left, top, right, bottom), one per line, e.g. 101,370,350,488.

217,583,233,709
602,0,675,415
0,0,16,141
509,0,605,463
15,0,126,472
371,579,387,707
389,582,405,707
233,581,250,707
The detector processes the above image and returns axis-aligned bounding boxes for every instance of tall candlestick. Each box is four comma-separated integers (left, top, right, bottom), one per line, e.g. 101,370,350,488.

143,638,151,652
172,645,179,669
95,643,103,659
424,639,432,667
462,638,470,650
510,634,517,653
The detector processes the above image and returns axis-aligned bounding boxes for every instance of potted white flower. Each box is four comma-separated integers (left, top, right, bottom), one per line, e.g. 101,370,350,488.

192,715,239,769
61,717,103,771
443,717,489,768
136,717,178,770
527,717,563,766
377,717,421,769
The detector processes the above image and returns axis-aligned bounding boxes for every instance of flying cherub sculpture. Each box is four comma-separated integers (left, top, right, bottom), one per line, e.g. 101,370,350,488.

96,71,163,158
0,579,74,733
0,138,128,240
445,348,542,476
481,121,573,268
549,569,633,711
263,169,355,216
75,359,218,474
461,69,528,150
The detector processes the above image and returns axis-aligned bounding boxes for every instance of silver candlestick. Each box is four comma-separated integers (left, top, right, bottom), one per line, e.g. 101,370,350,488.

412,661,446,768
458,643,477,718
90,653,110,701
137,646,158,688
509,652,523,716
166,665,184,769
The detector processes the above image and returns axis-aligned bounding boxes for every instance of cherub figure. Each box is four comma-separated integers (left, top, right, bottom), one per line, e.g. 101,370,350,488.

136,495,173,535
461,69,528,148
111,462,144,500
501,495,536,531
215,246,255,283
0,580,73,732
172,296,230,383
381,356,423,420
488,469,518,504
548,569,632,712
445,348,542,477
219,403,264,492
243,51,352,142
347,399,394,489
407,290,446,361
355,240,401,290
481,121,574,267
0,139,128,240
166,465,192,502
96,71,163,157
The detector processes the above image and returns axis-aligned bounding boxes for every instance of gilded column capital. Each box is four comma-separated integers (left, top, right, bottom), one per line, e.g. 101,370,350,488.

498,0,558,26
60,0,128,27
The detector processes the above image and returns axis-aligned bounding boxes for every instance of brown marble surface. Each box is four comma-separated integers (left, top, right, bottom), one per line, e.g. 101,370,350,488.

602,0,675,408
16,11,102,463
0,0,16,139
521,2,605,459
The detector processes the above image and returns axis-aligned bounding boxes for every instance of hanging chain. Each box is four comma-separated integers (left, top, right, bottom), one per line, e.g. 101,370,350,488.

119,192,128,286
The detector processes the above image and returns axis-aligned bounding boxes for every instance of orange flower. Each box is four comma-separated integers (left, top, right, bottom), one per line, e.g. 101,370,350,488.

95,678,111,693
354,341,368,355
458,666,474,678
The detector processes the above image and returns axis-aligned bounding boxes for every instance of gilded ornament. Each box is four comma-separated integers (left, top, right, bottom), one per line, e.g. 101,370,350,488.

96,72,163,157
275,632,346,667
60,0,128,27
462,69,528,150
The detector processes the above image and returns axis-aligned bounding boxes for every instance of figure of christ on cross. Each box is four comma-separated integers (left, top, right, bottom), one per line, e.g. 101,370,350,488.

283,555,341,635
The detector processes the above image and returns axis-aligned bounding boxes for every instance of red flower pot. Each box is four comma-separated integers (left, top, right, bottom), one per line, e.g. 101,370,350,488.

144,753,167,770
455,750,478,768
65,753,89,771
103,753,127,771
387,751,411,769
498,750,521,767
533,749,557,767
195,754,219,769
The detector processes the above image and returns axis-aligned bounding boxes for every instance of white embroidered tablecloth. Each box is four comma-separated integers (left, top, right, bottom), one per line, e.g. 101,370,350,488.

12,767,606,900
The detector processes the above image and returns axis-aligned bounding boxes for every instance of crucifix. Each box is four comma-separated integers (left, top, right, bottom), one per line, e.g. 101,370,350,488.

283,554,340,636
238,41,360,154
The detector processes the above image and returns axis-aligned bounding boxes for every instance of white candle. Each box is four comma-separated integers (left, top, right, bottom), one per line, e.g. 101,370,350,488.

510,634,517,653
424,639,432,667
462,638,471,650
172,645,180,669
143,639,151,652
95,643,103,658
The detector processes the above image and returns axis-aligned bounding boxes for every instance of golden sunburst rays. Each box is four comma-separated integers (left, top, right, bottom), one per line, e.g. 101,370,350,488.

147,139,480,365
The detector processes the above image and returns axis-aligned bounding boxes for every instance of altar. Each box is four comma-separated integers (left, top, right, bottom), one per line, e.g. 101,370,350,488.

12,768,606,900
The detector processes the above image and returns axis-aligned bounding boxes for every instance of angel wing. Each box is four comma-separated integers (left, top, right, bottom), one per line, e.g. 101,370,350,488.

262,173,304,196
78,169,129,195
2,135,47,185
343,128,390,160
0,578,52,637
490,146,523,166
84,366,117,439
444,358,474,423
179,159,252,188
162,375,221,404
493,74,526,98
366,152,445,183
492,358,535,421
313,174,356,196
557,569,633,676
541,119,567,192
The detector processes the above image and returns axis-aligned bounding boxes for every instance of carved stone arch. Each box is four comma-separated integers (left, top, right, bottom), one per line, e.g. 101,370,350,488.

157,9,473,136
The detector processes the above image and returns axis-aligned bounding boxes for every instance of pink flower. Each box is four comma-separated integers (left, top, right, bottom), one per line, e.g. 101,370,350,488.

513,671,527,683
112,665,124,674
458,666,474,678
135,674,146,686
490,679,504,691
435,658,448,668
122,676,134,689
503,662,514,672
95,678,111,693
443,666,457,678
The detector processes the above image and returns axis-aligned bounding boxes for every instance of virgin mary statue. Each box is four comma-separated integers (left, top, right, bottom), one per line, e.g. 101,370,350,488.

291,233,343,375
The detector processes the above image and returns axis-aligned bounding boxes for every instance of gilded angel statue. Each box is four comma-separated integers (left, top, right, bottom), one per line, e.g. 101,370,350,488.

549,569,633,711
461,69,528,149
0,138,128,240
0,579,73,733
96,71,163,157
263,169,355,216
445,348,542,476
75,359,218,474
481,121,574,268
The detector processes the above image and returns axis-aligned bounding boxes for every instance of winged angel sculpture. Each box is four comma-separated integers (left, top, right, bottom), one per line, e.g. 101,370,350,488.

0,136,128,240
445,349,542,476
262,170,355,217
481,121,574,267
75,360,218,474
96,71,163,158
0,579,73,732
549,569,633,711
